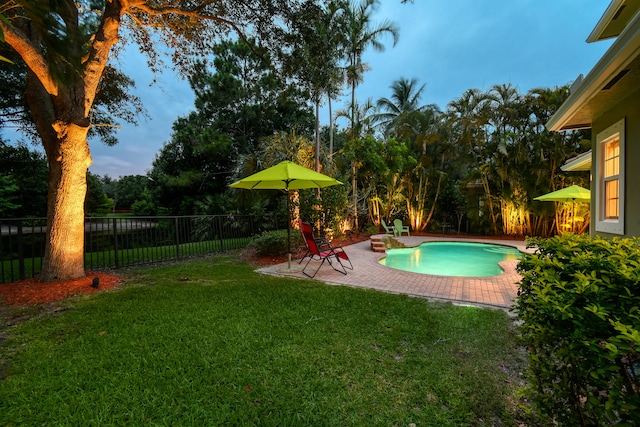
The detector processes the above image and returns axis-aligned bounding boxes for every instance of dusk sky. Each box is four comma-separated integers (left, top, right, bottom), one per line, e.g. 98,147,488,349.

6,1,615,178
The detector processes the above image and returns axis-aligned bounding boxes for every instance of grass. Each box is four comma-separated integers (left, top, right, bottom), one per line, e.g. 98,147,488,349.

0,256,536,426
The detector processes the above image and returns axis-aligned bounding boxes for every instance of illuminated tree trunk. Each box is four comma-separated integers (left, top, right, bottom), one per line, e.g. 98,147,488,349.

2,2,121,282
352,161,358,230
40,123,92,282
22,68,95,282
480,170,499,235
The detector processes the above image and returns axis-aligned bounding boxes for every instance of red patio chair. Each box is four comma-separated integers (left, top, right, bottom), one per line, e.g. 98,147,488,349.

298,221,353,278
297,219,329,264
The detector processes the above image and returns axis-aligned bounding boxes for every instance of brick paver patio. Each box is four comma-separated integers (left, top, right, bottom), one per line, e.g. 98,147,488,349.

258,235,533,311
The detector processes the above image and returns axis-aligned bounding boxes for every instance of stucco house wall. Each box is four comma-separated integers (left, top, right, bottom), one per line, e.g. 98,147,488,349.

591,85,640,237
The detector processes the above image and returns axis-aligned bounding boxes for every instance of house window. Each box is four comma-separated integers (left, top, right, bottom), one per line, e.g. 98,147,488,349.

596,118,625,235
603,138,619,219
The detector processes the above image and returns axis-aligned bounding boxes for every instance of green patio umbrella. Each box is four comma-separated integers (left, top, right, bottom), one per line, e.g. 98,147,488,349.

533,185,591,203
534,185,591,232
230,160,342,271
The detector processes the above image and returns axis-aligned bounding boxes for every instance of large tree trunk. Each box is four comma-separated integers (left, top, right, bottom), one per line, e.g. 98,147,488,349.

22,65,94,282
3,2,122,282
40,123,92,282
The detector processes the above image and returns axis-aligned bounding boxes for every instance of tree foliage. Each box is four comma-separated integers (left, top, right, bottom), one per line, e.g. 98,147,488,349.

0,142,48,217
114,175,148,211
85,171,112,216
149,39,314,215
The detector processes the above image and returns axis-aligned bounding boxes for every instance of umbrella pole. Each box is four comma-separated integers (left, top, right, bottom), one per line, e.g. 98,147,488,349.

287,189,291,270
276,187,302,274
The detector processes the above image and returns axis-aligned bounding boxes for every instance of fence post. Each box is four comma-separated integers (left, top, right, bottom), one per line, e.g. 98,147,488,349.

218,216,224,251
175,217,180,259
17,220,25,280
112,217,119,268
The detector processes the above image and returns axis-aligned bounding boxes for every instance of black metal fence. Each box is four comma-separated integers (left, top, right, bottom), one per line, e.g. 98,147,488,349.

0,215,279,284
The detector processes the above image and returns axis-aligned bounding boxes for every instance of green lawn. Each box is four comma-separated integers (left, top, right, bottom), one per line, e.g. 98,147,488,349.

0,256,539,426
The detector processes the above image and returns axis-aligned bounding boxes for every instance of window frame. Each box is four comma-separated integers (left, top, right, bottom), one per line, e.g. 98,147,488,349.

595,118,625,235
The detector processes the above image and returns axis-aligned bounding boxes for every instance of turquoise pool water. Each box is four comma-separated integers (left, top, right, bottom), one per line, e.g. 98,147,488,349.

379,241,522,277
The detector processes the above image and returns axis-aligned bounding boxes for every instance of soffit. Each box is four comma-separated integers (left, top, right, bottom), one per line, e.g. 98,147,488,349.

561,149,592,172
588,0,640,42
557,55,640,130
547,11,640,131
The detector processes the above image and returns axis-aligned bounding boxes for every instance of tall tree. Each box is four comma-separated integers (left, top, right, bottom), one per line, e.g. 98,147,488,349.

284,1,344,171
340,0,398,142
114,175,148,211
0,36,145,145
447,88,500,234
0,142,48,217
374,77,426,134
0,0,320,282
149,38,314,215
336,98,377,229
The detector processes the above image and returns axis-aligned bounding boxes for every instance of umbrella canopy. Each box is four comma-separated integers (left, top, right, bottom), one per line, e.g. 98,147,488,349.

229,160,342,271
534,185,591,234
229,160,342,190
533,185,591,203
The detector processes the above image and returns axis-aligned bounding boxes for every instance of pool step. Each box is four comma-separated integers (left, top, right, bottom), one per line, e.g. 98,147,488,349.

370,234,408,252
370,236,387,252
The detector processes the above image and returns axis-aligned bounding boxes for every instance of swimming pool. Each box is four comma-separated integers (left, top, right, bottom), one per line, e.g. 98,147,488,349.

379,241,522,277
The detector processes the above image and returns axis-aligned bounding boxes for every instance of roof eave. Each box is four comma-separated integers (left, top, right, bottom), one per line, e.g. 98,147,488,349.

561,149,592,171
587,0,628,42
547,11,640,132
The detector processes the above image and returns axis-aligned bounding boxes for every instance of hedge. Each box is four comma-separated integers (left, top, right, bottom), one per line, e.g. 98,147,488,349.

249,229,303,256
515,234,640,426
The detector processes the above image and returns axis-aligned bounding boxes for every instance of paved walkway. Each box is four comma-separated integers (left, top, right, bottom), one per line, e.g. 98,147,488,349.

257,235,533,311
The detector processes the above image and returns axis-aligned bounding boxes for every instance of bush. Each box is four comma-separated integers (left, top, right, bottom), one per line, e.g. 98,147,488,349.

131,199,156,216
298,184,350,234
250,229,303,256
515,234,640,426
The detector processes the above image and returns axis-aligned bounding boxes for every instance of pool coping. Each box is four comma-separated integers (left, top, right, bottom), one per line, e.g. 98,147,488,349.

257,235,534,311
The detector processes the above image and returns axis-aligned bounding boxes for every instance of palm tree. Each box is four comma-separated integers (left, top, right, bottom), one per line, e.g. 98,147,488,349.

335,98,377,140
324,1,349,160
336,98,377,229
487,83,520,141
395,105,442,154
524,86,587,235
285,1,345,172
447,88,501,234
374,77,426,134
339,0,399,142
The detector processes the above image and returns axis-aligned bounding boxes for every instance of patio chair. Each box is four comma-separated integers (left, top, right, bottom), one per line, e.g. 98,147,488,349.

393,219,410,236
297,219,329,264
299,221,353,278
381,219,394,234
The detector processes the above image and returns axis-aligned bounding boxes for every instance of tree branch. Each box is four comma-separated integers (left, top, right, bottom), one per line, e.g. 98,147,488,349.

81,0,123,117
0,20,58,96
128,2,254,49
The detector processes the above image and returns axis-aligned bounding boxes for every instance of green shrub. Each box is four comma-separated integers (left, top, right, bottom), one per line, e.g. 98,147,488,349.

131,199,156,216
250,229,303,256
515,233,640,426
365,224,379,235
